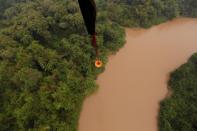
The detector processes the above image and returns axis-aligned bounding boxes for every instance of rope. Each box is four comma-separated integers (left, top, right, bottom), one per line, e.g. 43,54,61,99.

92,33,99,56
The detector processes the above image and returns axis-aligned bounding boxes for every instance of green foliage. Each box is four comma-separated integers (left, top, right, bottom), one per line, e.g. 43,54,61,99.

0,0,125,130
159,53,197,131
179,0,197,17
0,0,196,130
99,0,181,27
100,0,196,27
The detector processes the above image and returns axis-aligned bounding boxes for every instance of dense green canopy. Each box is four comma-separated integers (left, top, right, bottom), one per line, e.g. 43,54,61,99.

159,54,197,131
97,0,197,27
0,0,125,130
0,0,196,130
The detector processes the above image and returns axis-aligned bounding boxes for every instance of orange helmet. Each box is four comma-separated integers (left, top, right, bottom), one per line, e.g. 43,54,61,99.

95,60,103,68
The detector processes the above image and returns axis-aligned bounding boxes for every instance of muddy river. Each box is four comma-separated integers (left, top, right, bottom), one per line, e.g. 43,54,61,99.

78,18,197,131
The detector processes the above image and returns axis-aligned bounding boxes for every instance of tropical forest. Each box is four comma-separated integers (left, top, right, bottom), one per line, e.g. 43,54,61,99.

0,0,197,131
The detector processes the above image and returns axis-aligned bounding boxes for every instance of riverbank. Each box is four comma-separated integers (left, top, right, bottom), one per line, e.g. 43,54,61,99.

78,18,197,131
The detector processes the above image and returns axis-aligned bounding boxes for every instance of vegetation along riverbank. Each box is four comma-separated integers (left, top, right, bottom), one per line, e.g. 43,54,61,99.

0,0,196,130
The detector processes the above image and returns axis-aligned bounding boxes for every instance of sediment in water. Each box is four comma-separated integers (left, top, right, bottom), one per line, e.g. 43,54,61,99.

78,18,197,131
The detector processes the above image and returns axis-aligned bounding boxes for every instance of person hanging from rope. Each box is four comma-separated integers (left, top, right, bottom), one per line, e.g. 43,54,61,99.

78,0,103,68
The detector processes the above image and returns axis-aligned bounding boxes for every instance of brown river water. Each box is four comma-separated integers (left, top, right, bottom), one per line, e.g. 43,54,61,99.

78,18,197,131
